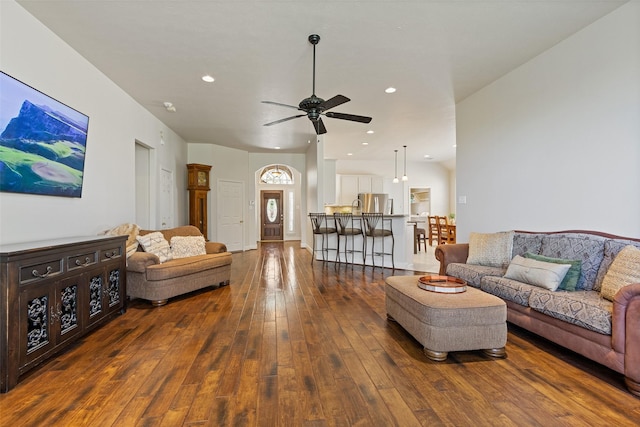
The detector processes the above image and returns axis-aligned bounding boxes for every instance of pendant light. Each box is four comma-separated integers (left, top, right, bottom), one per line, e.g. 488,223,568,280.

393,150,399,183
402,145,408,181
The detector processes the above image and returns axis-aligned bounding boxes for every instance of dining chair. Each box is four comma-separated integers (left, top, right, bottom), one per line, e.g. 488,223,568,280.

438,216,455,244
428,216,440,246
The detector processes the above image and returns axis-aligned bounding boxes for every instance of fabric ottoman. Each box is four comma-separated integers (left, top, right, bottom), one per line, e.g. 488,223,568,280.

385,275,507,361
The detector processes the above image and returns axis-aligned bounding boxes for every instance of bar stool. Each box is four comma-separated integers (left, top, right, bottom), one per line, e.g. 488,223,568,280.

334,213,364,264
309,213,337,263
362,213,394,269
416,227,427,252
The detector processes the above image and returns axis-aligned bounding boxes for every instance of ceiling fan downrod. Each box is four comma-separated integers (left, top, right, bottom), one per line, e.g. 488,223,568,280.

309,34,320,96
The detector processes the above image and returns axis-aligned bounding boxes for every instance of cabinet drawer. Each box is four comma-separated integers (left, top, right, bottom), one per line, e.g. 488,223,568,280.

100,245,123,262
20,259,63,285
68,251,98,270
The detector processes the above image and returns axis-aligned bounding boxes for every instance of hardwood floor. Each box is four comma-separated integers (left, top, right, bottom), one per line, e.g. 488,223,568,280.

1,241,639,426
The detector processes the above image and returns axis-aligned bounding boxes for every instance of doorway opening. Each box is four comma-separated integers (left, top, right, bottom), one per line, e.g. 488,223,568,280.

409,187,431,219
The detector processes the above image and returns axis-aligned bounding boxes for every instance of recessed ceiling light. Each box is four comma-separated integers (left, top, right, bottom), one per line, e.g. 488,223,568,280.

385,87,396,93
424,154,431,159
202,75,215,83
366,130,374,134
453,144,457,148
347,153,353,156
163,101,176,112
362,142,369,146
274,146,281,150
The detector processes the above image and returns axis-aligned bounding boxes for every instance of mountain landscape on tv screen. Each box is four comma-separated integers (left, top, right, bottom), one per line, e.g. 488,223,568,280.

0,99,88,197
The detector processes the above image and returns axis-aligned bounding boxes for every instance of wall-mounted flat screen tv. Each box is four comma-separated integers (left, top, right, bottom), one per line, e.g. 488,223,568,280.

0,71,89,198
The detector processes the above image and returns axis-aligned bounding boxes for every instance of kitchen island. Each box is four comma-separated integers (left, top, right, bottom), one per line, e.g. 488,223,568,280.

311,214,414,269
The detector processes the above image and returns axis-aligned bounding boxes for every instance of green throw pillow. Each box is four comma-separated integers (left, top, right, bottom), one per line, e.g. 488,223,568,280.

523,252,581,291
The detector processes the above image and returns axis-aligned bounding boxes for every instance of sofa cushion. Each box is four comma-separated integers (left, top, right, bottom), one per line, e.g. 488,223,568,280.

467,231,514,268
600,245,640,301
512,232,545,258
480,276,539,307
523,252,581,292
445,263,505,289
145,252,232,281
539,234,606,291
170,235,206,259
528,288,612,335
594,238,640,292
504,255,571,291
136,231,172,263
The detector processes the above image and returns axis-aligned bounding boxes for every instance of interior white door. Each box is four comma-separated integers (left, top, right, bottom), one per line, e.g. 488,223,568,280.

134,142,150,228
159,168,174,229
217,180,244,251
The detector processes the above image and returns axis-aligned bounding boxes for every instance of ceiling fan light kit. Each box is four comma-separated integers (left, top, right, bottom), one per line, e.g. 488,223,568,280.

262,34,372,136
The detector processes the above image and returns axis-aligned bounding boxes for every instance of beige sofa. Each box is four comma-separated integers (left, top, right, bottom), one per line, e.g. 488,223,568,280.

435,230,640,397
126,226,232,306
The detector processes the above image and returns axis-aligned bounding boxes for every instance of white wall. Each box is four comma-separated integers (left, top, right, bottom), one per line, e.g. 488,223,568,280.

455,2,640,242
187,143,308,248
0,1,188,244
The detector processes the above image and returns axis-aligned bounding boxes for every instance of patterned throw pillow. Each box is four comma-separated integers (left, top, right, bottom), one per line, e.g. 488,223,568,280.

467,231,514,268
600,245,640,301
170,236,206,259
523,252,582,291
505,255,572,291
136,232,172,263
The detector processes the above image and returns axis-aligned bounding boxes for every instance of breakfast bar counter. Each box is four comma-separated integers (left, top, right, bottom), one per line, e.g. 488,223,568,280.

311,214,414,269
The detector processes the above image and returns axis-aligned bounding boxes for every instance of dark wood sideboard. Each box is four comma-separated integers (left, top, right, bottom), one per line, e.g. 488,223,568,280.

0,235,127,392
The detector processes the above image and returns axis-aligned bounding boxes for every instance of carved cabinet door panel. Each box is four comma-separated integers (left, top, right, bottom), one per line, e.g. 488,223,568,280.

18,276,84,372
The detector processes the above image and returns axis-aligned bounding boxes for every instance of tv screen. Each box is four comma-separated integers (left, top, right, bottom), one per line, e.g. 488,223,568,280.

0,71,89,198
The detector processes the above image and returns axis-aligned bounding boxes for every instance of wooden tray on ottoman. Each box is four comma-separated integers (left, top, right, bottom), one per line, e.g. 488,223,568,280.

418,275,467,293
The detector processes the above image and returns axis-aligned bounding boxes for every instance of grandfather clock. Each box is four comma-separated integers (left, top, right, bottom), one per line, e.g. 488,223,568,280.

187,163,212,238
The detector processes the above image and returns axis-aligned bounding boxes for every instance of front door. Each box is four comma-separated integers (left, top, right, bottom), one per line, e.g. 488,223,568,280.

261,190,283,241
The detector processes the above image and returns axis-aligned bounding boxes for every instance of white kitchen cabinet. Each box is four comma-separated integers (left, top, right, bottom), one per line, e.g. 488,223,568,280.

337,175,385,205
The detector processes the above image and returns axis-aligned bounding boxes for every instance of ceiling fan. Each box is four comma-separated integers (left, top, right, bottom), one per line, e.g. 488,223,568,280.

262,34,372,135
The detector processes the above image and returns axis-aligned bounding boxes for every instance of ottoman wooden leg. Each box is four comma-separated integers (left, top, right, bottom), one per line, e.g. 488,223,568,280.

483,347,506,359
424,348,448,362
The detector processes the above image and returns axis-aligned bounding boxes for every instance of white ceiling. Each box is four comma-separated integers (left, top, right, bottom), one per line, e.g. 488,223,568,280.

17,1,627,165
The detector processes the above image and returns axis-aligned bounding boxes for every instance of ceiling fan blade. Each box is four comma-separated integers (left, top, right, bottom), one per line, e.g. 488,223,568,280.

313,118,327,135
319,94,350,111
325,111,372,124
264,114,306,126
261,101,301,110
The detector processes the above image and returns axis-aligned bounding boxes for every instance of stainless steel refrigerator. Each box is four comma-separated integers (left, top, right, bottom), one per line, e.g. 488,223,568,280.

358,193,391,214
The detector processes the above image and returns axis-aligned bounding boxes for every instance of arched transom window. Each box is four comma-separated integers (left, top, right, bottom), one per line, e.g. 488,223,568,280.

260,165,293,185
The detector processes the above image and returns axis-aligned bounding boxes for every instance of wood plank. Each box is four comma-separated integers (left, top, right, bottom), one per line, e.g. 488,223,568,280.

1,242,639,426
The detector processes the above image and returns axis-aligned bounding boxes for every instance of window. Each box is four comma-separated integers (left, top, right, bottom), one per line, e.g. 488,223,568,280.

260,165,293,185
288,190,294,233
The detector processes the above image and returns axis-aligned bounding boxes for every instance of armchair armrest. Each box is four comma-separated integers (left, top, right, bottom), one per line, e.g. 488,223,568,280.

612,283,640,392
126,251,160,273
434,243,469,275
206,241,228,254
